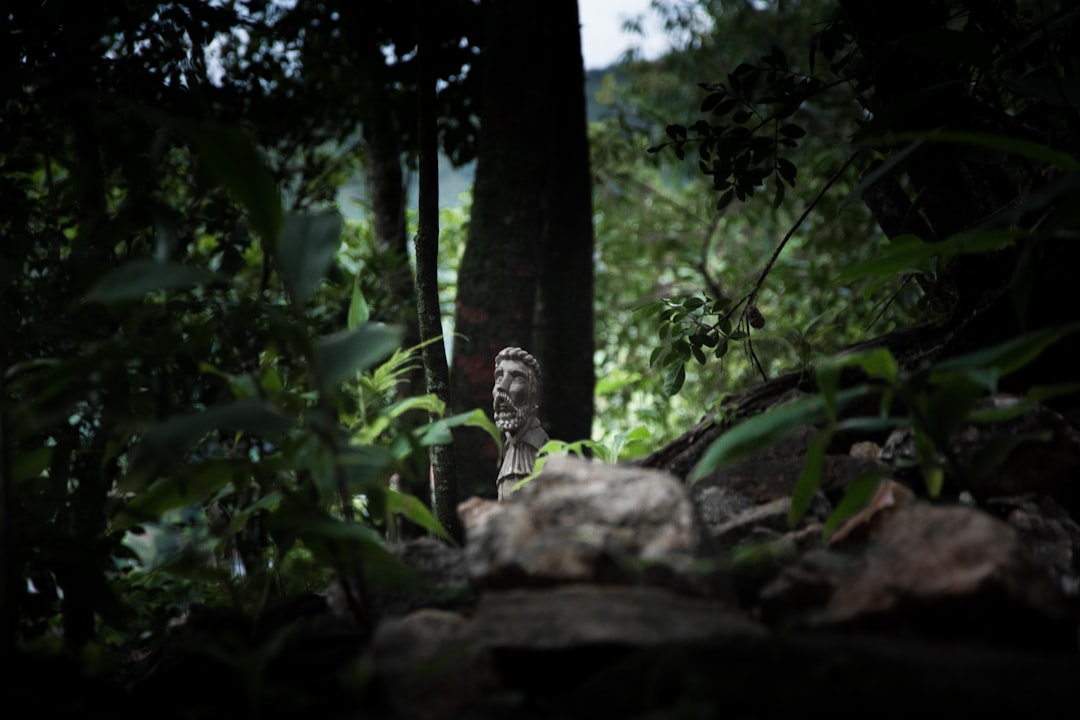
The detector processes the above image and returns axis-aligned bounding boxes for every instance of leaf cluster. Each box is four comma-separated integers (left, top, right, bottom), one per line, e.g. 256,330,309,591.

0,0,491,681
640,294,760,396
652,48,817,212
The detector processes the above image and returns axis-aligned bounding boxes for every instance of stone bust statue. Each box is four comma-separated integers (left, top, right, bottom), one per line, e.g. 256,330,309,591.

492,346,549,500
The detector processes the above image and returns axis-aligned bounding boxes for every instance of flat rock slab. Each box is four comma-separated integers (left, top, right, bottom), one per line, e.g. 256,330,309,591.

470,584,766,649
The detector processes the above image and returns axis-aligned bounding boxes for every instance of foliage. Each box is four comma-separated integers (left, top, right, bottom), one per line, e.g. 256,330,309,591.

690,323,1080,537
647,0,1079,319
586,0,923,449
589,0,1080,543
0,0,495,675
508,426,655,495
584,0,1080,446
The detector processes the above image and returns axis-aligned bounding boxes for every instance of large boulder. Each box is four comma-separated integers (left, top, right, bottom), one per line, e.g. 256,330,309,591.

458,455,724,595
760,499,1077,649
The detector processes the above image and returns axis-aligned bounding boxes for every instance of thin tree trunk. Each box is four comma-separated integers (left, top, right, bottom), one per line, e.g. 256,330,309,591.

415,0,461,542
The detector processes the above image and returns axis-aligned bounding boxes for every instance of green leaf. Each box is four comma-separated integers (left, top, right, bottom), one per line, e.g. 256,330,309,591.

924,376,987,439
347,277,370,329
86,260,221,302
219,491,283,544
113,460,237,531
270,494,384,546
277,211,345,304
125,399,294,491
595,369,643,395
700,92,726,113
841,142,923,208
912,429,944,497
890,129,1080,172
834,415,906,434
315,322,404,388
816,348,898,422
815,362,841,423
179,121,282,245
930,325,1078,383
339,445,398,493
966,383,1080,422
839,229,1018,286
662,363,686,397
268,495,419,589
417,408,501,452
823,471,887,538
836,234,933,284
690,387,870,483
844,347,899,384
385,488,451,542
609,425,653,462
922,465,945,497
788,430,830,527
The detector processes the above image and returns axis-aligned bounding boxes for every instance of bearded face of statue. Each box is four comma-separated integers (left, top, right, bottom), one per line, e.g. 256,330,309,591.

493,357,533,433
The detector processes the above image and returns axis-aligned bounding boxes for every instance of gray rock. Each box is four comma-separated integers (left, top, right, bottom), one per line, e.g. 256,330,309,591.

460,455,713,592
469,584,766,649
760,501,1077,649
697,491,831,550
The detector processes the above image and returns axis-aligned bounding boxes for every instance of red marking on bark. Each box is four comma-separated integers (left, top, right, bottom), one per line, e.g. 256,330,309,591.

457,301,489,325
517,263,536,278
458,353,490,385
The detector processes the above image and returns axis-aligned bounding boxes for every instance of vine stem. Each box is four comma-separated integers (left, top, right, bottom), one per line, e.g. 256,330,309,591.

718,151,863,337
749,150,862,305
708,152,862,381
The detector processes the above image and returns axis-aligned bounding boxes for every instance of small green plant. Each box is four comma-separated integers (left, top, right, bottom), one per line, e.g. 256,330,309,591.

509,425,655,494
690,324,1080,538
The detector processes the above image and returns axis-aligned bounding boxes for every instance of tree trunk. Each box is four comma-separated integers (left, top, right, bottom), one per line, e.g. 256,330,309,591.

450,0,596,499
450,0,556,498
415,0,461,542
534,0,595,445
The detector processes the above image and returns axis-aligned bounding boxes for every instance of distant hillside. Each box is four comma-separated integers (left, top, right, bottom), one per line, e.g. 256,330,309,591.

337,67,618,219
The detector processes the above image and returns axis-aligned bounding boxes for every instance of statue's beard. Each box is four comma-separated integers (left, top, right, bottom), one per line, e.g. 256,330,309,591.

494,391,530,433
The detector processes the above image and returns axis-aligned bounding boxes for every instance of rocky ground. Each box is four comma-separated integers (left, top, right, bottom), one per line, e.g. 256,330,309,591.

18,385,1079,719
349,392,1080,719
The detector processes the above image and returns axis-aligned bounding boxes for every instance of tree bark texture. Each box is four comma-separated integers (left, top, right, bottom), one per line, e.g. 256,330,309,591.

535,0,596,446
356,31,426,398
450,0,596,499
415,3,462,542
